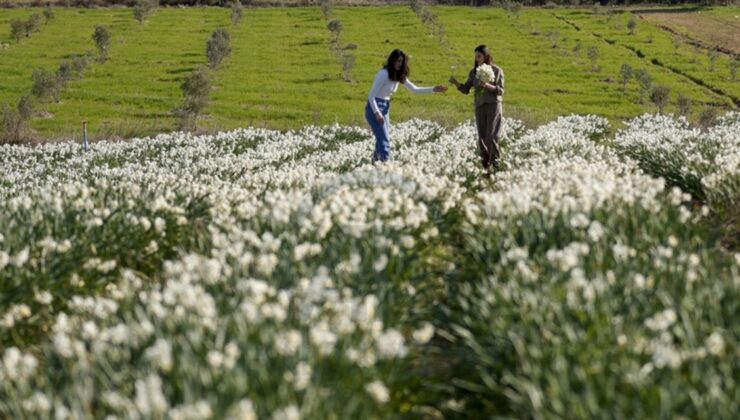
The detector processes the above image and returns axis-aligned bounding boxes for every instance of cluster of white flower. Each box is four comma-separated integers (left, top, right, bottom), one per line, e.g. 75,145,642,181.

0,113,737,418
614,112,740,209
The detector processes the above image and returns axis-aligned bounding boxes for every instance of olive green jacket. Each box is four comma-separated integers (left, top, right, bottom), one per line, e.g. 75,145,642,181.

457,64,505,107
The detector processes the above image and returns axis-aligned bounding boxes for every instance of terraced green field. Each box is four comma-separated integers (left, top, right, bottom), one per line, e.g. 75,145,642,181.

0,5,737,140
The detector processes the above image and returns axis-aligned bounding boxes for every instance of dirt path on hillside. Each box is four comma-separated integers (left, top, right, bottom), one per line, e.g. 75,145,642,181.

638,12,740,57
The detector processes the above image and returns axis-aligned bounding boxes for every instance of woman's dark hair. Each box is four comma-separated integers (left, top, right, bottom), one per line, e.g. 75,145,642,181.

473,44,493,68
384,49,410,83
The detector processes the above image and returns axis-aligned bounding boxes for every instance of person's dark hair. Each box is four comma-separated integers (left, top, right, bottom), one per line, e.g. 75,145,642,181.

473,44,493,69
384,49,410,83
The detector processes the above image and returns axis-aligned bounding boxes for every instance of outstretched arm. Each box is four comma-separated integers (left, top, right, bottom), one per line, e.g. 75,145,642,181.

404,79,447,94
452,71,474,95
403,79,435,94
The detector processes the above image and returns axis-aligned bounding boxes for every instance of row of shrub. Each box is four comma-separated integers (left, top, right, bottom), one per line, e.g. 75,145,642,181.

174,13,240,131
8,8,53,42
1,26,109,144
323,0,357,83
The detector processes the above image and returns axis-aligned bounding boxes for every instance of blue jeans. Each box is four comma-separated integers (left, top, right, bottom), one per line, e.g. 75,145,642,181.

365,98,391,162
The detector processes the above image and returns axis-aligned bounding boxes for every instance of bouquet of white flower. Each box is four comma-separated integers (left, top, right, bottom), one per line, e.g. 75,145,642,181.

475,63,495,84
474,63,495,97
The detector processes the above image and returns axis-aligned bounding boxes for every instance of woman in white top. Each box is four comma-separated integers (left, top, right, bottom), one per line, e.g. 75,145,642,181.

365,49,447,162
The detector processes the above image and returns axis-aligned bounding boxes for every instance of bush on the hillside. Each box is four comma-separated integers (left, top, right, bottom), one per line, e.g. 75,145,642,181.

9,19,26,42
57,55,89,85
677,94,692,117
134,0,158,24
25,13,42,34
649,85,670,113
627,16,637,34
328,19,342,36
43,7,55,22
634,68,652,101
341,52,355,82
1,96,35,145
206,28,231,68
619,63,633,91
31,68,62,103
587,45,599,71
92,25,111,62
320,0,332,18
174,66,211,131
231,1,244,25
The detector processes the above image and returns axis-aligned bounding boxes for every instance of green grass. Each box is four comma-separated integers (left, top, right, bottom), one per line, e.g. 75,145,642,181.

43,8,226,137
555,8,739,107
0,6,738,140
208,8,356,130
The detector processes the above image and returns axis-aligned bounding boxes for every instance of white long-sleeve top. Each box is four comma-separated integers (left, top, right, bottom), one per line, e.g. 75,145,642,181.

367,69,435,115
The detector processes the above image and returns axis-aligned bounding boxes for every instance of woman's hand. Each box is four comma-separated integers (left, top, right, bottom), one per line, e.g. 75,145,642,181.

434,85,448,93
375,112,385,124
448,77,459,87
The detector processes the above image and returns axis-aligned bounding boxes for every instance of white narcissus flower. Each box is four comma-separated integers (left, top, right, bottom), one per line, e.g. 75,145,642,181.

365,380,390,404
0,251,9,270
275,330,303,356
412,322,435,345
227,399,257,420
706,332,725,356
135,374,168,416
271,405,300,420
373,254,388,272
376,328,407,359
144,339,173,372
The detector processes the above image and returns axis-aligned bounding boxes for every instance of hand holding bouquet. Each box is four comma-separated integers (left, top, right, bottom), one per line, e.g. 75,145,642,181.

475,63,495,96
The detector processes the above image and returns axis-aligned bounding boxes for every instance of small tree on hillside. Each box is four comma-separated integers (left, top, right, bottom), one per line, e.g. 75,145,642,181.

92,25,111,62
57,60,74,85
503,0,522,20
1,95,36,144
627,17,637,35
43,7,55,22
231,1,244,25
328,19,343,46
31,68,62,103
587,46,599,72
650,85,671,113
677,94,692,117
134,0,158,24
320,0,332,18
634,69,652,102
619,63,633,91
175,66,211,131
10,19,26,42
206,28,231,68
341,52,355,82
17,95,34,122
25,13,42,34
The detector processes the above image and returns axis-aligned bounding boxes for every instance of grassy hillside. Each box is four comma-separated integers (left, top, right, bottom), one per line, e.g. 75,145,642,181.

0,5,737,140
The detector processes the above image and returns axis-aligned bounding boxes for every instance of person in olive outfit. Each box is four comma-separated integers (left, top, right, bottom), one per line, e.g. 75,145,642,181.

450,44,505,173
